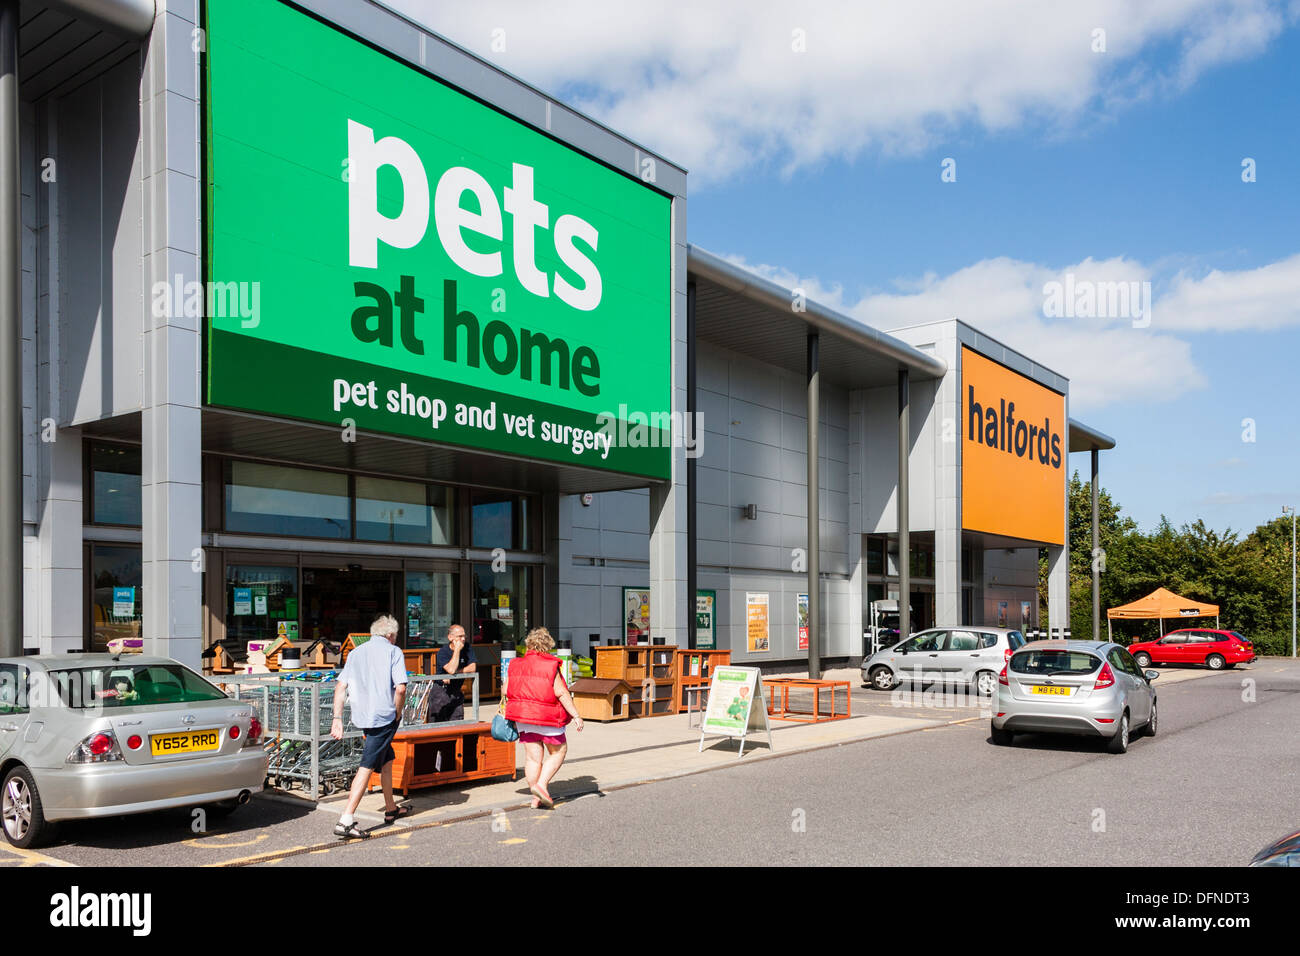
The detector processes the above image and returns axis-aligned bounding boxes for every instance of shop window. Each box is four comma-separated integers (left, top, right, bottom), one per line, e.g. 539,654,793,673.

909,544,934,580
89,545,143,653
473,564,530,647
225,461,350,538
225,565,299,646
89,442,142,526
356,477,455,545
471,493,533,551
404,570,458,648
865,537,885,576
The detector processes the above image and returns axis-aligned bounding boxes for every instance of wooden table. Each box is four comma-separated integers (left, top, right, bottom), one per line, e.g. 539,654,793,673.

761,678,852,723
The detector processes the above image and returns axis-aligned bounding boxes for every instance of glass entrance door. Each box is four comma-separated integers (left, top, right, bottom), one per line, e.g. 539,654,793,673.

404,570,459,648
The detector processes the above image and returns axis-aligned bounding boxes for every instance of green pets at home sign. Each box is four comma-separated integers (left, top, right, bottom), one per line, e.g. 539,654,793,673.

203,0,672,479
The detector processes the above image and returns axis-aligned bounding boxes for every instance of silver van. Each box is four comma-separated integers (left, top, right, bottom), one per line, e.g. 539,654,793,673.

862,627,1027,697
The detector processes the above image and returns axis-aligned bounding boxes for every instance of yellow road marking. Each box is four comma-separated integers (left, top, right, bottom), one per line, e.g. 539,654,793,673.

499,837,527,845
204,844,307,867
0,845,74,867
183,832,269,850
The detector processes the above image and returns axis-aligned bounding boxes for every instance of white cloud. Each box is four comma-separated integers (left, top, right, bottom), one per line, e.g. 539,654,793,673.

719,250,1300,413
385,0,1294,182
1159,254,1300,332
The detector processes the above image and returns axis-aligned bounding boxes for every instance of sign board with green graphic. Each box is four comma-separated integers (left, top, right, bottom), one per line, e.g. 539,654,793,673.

203,0,672,478
698,666,772,757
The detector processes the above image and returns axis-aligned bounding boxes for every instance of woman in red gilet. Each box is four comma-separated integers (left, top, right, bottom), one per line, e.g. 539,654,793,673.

505,627,584,808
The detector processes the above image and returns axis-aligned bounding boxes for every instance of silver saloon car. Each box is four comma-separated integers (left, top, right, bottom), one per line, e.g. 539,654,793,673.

862,627,1028,697
991,640,1158,754
1,654,267,848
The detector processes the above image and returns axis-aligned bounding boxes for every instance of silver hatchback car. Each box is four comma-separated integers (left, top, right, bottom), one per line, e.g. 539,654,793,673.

1,654,267,848
991,640,1158,754
862,626,1027,697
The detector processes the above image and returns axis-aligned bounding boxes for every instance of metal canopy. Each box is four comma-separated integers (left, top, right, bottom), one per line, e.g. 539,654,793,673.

18,2,145,102
84,410,657,495
1068,418,1116,452
689,245,947,389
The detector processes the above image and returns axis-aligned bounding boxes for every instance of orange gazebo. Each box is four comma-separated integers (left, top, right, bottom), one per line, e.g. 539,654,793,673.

1106,587,1219,640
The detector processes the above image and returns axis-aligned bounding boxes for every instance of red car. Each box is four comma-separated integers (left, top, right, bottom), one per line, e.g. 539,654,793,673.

1127,629,1255,670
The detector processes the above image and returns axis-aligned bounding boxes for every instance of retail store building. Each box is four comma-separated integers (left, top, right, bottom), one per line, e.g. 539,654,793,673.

10,0,1113,670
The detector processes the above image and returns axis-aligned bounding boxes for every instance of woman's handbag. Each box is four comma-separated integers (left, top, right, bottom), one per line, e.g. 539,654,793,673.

491,697,519,742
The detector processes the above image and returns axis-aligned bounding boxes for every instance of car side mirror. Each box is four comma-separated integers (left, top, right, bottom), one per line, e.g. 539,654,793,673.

898,645,909,655
1144,670,1159,681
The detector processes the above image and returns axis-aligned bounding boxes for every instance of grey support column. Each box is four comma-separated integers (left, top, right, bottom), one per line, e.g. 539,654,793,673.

686,279,697,649
1091,447,1100,641
141,5,203,667
648,196,689,646
0,1,21,657
806,331,820,679
897,369,910,639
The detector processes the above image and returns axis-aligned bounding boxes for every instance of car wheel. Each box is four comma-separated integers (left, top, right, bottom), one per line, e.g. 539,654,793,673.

1144,699,1158,737
974,670,997,698
869,666,897,691
1133,652,1151,668
1106,712,1130,754
990,726,1014,746
1206,654,1225,670
2,766,52,849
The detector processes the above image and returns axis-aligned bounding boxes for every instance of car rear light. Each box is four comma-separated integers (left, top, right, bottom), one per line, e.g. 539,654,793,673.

1096,718,1115,723
127,735,143,750
229,724,241,740
998,664,1008,686
1095,662,1116,690
995,712,1005,718
1004,648,1013,662
67,730,124,764
247,713,263,747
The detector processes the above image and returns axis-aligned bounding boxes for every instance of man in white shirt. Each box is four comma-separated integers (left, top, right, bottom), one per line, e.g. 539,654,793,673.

330,614,409,838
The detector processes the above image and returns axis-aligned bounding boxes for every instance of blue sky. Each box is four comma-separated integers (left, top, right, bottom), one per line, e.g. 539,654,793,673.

398,0,1300,536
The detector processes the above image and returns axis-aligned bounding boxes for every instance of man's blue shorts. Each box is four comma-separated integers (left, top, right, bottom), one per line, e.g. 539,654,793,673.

358,718,400,770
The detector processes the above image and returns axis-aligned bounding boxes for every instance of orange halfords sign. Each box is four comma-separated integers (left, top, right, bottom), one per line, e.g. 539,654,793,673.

961,347,1065,545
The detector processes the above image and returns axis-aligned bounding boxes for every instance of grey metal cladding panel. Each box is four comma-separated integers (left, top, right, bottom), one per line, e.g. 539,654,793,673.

781,481,806,519
59,83,105,424
730,543,784,570
696,464,730,507
781,413,807,454
727,359,782,410
697,346,730,392
698,388,729,436
294,0,686,197
599,529,650,562
104,60,144,415
570,527,602,556
698,538,729,567
696,501,735,544
730,472,780,513
779,453,806,485
599,490,650,533
727,398,782,447
730,507,782,548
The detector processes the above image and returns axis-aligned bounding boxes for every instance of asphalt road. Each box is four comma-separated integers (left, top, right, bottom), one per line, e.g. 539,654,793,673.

12,659,1297,867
